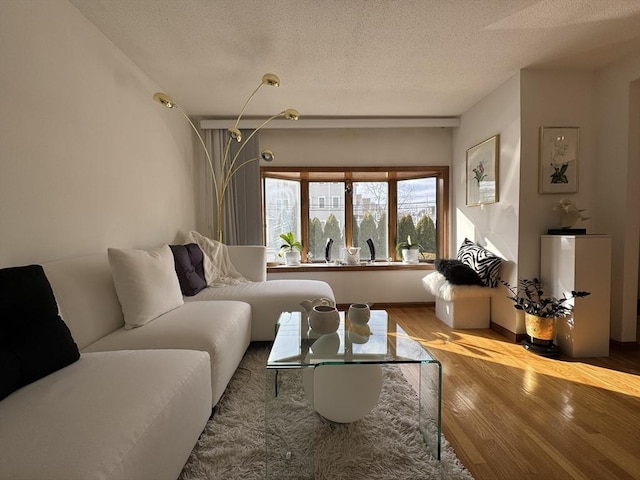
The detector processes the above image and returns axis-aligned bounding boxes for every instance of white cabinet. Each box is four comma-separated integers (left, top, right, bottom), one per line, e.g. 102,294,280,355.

540,235,611,358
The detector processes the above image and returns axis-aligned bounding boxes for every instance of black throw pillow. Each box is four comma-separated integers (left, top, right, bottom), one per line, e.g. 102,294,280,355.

0,264,80,401
435,259,486,286
169,243,207,296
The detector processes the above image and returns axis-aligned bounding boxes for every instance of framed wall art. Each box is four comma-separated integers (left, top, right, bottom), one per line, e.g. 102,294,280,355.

539,126,580,194
466,134,499,206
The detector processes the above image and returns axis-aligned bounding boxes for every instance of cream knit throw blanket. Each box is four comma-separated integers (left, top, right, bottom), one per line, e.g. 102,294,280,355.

187,231,249,287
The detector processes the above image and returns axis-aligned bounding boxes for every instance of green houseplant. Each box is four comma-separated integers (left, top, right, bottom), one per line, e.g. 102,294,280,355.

278,232,302,265
502,278,590,346
395,235,423,264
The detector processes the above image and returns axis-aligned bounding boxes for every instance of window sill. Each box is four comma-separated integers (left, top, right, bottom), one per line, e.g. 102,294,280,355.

267,262,435,273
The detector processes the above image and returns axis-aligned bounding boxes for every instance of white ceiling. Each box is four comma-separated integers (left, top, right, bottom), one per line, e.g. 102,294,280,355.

70,0,640,119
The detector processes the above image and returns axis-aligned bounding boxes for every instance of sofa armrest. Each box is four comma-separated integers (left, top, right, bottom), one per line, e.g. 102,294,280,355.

227,246,267,282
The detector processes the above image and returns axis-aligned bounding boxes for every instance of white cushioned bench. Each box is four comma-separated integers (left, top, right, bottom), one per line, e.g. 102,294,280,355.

422,271,496,329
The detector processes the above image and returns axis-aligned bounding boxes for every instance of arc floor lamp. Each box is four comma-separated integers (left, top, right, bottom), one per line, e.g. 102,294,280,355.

153,73,299,243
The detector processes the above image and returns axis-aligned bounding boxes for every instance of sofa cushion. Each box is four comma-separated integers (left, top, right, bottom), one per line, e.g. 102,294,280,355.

42,254,124,351
0,265,80,401
107,245,184,329
0,350,211,480
456,238,503,287
169,243,207,296
435,258,485,286
187,279,335,341
83,300,251,406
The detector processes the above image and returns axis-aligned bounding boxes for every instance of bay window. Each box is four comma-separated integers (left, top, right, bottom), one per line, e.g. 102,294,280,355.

262,167,449,263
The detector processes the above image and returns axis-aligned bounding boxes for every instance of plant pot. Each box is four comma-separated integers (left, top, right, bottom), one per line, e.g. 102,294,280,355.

524,313,556,342
284,250,301,266
401,248,419,264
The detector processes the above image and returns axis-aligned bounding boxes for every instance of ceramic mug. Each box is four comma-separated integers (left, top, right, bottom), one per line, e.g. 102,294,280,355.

348,303,371,325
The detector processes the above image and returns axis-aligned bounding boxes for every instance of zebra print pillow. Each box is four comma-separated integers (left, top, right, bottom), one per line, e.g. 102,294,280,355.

456,238,503,288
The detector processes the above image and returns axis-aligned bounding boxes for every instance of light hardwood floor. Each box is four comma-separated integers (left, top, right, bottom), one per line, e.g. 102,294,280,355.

388,306,640,480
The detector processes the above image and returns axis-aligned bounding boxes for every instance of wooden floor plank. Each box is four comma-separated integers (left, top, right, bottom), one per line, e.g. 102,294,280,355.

388,306,640,480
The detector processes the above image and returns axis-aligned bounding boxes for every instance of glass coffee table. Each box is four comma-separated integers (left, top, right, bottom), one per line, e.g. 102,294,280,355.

265,310,441,478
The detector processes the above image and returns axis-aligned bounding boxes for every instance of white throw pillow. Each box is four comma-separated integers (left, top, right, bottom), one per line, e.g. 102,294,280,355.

107,245,184,329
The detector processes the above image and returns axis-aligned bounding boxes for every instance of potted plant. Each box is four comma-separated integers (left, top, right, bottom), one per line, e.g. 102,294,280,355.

278,232,302,265
502,277,590,350
395,235,423,264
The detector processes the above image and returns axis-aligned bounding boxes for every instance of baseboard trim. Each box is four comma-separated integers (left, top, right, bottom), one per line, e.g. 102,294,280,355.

610,339,640,350
490,321,527,343
488,328,640,349
336,302,434,310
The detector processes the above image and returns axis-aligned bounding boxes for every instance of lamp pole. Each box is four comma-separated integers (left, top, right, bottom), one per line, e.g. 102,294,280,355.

153,73,298,243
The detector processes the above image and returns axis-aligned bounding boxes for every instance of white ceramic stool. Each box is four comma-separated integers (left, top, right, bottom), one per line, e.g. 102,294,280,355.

303,363,383,423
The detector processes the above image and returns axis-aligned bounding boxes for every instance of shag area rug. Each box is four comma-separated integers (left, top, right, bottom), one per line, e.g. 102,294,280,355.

179,344,474,480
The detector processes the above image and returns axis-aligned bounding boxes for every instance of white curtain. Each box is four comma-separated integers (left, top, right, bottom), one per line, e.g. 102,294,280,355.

202,129,263,245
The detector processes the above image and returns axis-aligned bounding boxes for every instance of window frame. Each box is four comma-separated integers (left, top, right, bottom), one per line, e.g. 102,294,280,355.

261,166,449,262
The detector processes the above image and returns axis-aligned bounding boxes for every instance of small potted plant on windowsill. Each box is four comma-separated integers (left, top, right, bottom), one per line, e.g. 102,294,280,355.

502,278,590,354
278,232,303,266
395,236,423,264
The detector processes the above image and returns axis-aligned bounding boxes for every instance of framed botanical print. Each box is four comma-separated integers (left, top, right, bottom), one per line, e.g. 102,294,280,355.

539,127,580,194
466,134,499,206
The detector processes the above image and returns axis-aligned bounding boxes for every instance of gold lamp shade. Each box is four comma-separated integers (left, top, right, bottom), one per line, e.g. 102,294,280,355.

262,73,280,87
153,92,175,108
284,109,300,120
228,127,242,142
261,149,275,162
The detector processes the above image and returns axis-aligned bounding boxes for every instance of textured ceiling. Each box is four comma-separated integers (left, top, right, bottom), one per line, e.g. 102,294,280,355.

70,0,640,118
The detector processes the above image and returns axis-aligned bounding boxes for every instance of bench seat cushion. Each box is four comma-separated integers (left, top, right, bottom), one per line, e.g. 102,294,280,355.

422,271,495,301
0,349,211,480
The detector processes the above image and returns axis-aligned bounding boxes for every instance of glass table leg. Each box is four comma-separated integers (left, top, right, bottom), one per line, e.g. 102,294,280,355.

419,360,442,460
265,368,314,479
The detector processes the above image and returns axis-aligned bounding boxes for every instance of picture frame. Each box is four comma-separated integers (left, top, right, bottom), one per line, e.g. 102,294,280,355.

466,134,499,206
539,127,580,194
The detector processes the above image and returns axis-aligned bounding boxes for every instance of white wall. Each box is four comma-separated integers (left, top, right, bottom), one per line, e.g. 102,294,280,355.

0,0,198,267
452,74,522,333
594,55,640,342
520,69,598,273
267,268,432,305
259,127,452,167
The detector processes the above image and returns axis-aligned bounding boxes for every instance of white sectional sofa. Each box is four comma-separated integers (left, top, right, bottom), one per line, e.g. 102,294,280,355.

0,245,335,480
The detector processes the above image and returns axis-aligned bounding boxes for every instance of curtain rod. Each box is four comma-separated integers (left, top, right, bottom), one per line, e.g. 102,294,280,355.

200,117,460,129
